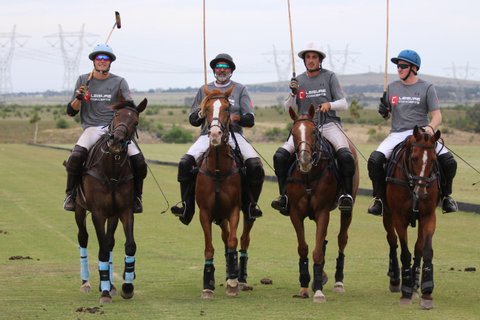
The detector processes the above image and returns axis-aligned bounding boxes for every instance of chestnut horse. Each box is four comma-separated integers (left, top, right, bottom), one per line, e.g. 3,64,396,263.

74,99,147,304
196,86,256,299
286,105,359,303
383,125,441,309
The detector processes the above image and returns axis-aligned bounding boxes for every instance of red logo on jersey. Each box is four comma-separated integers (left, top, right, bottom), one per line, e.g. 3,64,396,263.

390,95,399,106
298,89,306,100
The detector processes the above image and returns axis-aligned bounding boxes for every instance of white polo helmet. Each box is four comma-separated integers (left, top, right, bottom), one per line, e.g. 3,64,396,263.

297,41,326,60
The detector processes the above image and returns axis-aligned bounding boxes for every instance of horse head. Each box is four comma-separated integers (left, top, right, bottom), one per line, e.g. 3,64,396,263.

201,86,233,147
108,98,148,153
407,125,441,199
289,104,316,173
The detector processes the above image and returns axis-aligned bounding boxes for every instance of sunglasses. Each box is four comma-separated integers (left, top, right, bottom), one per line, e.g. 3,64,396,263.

95,54,111,61
397,63,411,70
215,63,230,69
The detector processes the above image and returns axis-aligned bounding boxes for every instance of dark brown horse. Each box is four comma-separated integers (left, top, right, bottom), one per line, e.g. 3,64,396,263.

383,125,441,309
74,99,147,304
196,86,256,299
286,104,359,303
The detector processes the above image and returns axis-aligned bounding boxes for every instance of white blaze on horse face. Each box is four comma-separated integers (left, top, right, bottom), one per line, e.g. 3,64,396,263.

209,99,223,146
298,122,312,173
419,150,428,178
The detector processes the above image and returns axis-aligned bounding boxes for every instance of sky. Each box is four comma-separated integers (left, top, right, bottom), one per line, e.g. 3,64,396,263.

1,0,479,93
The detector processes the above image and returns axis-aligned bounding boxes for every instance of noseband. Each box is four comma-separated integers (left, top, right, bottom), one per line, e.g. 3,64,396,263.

292,118,322,168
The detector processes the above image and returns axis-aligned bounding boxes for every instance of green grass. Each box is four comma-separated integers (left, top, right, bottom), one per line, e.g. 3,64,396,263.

0,144,479,320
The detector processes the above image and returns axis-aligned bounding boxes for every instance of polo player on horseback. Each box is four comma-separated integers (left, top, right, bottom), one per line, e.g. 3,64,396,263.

271,41,356,216
170,53,265,225
63,44,147,214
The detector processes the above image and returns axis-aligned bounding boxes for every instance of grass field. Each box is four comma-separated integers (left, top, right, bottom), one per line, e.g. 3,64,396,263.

0,144,479,320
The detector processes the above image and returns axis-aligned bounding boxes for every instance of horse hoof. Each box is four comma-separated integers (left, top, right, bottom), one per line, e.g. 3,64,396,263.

399,297,412,306
121,283,134,299
99,290,112,304
201,289,214,299
110,284,117,296
333,281,345,293
239,282,253,291
313,290,326,303
389,283,401,292
80,281,91,293
420,298,434,310
225,279,239,297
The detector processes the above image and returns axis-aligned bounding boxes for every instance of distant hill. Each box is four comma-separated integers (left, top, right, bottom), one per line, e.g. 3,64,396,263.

1,72,479,108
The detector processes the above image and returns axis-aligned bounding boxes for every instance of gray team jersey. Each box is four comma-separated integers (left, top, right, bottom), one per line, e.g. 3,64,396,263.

72,73,132,129
387,78,439,132
296,69,345,124
191,81,254,135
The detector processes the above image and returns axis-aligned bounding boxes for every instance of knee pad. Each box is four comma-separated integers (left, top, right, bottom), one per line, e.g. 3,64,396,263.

368,151,387,179
130,153,147,179
178,154,196,182
438,152,457,179
336,147,355,177
66,145,88,174
245,158,265,183
273,147,291,175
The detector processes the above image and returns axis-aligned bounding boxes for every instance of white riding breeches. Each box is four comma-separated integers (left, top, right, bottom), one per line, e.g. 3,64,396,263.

76,126,140,156
187,132,259,164
377,130,449,159
281,122,350,154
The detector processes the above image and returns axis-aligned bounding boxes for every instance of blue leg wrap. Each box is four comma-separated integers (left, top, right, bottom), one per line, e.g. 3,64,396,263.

109,251,114,285
79,247,89,281
99,261,110,292
124,255,135,283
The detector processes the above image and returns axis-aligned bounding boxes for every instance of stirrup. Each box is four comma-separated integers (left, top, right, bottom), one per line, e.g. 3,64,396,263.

63,194,76,212
367,197,383,216
338,194,353,214
271,195,289,216
170,201,187,217
442,196,458,214
133,196,143,214
247,203,263,219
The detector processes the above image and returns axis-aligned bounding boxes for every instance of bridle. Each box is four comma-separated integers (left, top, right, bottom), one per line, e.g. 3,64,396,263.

404,138,438,199
107,106,139,153
205,95,231,144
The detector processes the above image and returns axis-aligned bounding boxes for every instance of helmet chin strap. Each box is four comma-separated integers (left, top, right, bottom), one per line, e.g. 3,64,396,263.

305,61,322,73
401,66,417,81
94,63,111,75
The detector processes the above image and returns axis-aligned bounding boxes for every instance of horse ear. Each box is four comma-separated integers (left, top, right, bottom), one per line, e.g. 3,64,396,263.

434,129,441,141
413,125,419,136
137,98,147,113
308,104,315,119
289,106,297,121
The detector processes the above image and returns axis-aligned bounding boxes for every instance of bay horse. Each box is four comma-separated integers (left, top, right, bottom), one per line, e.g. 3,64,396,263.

74,98,147,304
286,104,359,303
383,125,441,309
196,86,255,299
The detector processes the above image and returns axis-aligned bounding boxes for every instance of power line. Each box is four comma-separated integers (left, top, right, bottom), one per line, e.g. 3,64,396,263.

0,25,30,94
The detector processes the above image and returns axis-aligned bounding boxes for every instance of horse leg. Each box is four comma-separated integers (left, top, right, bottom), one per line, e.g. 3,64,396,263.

200,211,215,299
419,216,436,310
106,217,119,296
311,210,330,303
92,214,113,304
225,210,240,297
334,213,352,293
238,219,254,291
396,225,413,305
119,212,136,300
383,209,400,292
75,207,91,293
291,215,310,298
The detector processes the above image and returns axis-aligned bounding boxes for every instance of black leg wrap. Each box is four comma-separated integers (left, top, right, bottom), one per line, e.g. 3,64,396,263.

299,258,310,288
123,260,136,281
238,250,248,283
412,256,421,291
203,261,215,291
388,246,400,284
312,263,325,292
401,266,414,299
421,261,434,295
226,249,239,280
335,252,345,283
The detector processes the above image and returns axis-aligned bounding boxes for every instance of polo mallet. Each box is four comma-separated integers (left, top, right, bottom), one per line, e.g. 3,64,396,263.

86,11,122,87
202,0,207,86
287,0,296,78
383,0,390,97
